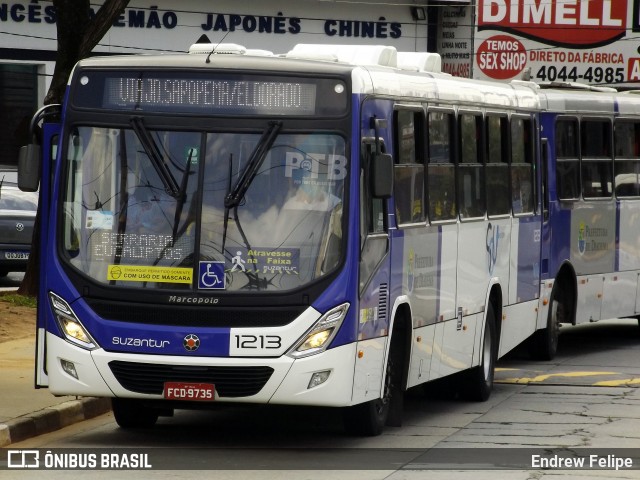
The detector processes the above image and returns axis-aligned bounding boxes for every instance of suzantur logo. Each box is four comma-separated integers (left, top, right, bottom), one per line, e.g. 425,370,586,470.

478,0,626,48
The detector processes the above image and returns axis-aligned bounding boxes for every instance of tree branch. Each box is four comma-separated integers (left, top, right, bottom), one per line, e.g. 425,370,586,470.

80,0,130,58
44,0,131,105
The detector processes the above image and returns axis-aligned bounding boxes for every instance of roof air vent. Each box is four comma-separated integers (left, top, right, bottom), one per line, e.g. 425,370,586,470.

286,44,397,68
188,43,247,55
397,52,442,73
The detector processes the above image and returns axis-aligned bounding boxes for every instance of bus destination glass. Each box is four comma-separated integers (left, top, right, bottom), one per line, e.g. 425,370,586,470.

71,71,348,116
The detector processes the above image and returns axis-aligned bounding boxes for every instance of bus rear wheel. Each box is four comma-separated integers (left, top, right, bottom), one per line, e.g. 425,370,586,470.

112,398,159,429
461,303,496,402
528,290,561,360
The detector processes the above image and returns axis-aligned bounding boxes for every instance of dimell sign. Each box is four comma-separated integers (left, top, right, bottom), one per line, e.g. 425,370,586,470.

478,0,626,47
474,0,640,87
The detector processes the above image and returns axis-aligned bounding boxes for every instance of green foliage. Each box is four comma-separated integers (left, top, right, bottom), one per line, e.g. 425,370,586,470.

0,293,37,308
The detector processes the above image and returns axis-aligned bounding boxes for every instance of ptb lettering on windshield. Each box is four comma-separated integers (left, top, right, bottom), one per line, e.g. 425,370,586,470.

285,153,347,181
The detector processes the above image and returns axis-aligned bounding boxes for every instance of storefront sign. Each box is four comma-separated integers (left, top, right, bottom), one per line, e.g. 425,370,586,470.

474,0,640,87
439,5,473,78
0,0,423,55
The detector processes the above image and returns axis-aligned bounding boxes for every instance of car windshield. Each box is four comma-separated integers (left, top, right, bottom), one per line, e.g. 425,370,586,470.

0,169,18,184
62,126,347,292
0,189,38,211
0,170,37,211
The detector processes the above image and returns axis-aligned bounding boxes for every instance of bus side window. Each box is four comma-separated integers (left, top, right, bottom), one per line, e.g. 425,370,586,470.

458,113,485,219
614,120,640,197
393,109,425,225
486,114,510,217
511,116,534,214
581,119,613,198
427,110,456,221
555,118,580,201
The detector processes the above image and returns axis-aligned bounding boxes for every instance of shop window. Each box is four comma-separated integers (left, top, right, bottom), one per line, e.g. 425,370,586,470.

0,64,38,166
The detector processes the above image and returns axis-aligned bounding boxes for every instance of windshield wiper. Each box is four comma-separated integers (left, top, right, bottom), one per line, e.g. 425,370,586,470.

221,121,282,255
224,121,282,209
130,116,180,197
171,149,194,241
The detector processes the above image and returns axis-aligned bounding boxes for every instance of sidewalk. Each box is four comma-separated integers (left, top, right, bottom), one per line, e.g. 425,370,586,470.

0,335,111,446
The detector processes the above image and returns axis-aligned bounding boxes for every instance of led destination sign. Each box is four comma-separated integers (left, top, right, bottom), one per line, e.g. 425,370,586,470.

73,71,347,115
105,77,317,115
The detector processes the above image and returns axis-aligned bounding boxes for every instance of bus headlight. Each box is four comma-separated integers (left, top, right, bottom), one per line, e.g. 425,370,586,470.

288,303,349,358
49,292,98,350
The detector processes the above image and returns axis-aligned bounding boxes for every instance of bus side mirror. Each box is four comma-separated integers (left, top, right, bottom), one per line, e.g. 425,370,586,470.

18,143,41,192
371,152,393,199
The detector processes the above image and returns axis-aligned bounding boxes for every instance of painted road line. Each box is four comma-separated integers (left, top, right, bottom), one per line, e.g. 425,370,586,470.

594,378,640,387
493,368,640,386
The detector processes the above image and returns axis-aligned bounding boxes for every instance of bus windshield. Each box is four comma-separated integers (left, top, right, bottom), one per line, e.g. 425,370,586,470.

62,126,347,292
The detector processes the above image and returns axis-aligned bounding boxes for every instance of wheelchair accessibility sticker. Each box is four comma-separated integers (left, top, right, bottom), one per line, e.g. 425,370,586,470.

198,261,226,289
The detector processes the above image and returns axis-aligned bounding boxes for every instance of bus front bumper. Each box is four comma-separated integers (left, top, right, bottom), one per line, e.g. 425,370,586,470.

45,332,358,407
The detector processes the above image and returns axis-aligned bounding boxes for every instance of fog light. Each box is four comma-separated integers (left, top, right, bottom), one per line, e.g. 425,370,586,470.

60,359,79,380
308,370,331,389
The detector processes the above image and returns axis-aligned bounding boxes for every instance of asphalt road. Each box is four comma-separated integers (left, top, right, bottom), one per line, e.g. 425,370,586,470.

4,318,640,479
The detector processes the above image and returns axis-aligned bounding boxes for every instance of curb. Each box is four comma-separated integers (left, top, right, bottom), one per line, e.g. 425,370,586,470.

0,397,112,446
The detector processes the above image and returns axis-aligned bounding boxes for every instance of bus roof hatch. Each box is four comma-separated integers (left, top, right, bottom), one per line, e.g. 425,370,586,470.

397,51,442,73
285,44,397,68
188,43,248,55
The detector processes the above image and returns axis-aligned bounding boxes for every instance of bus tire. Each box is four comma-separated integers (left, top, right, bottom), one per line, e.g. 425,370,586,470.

343,331,404,436
461,303,496,402
528,290,560,361
343,396,388,437
112,398,159,429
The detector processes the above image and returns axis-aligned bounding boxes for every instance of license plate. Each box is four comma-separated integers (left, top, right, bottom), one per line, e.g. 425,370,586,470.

4,251,29,260
163,382,215,401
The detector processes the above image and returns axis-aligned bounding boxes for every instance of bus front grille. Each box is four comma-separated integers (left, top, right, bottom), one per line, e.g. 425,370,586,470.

86,299,306,328
108,361,274,397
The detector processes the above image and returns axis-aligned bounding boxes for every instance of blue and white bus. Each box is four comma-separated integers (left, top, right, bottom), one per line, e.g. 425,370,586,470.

20,42,545,436
532,84,640,360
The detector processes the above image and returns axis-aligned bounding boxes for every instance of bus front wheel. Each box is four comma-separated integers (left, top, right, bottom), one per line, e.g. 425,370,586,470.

343,330,404,436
